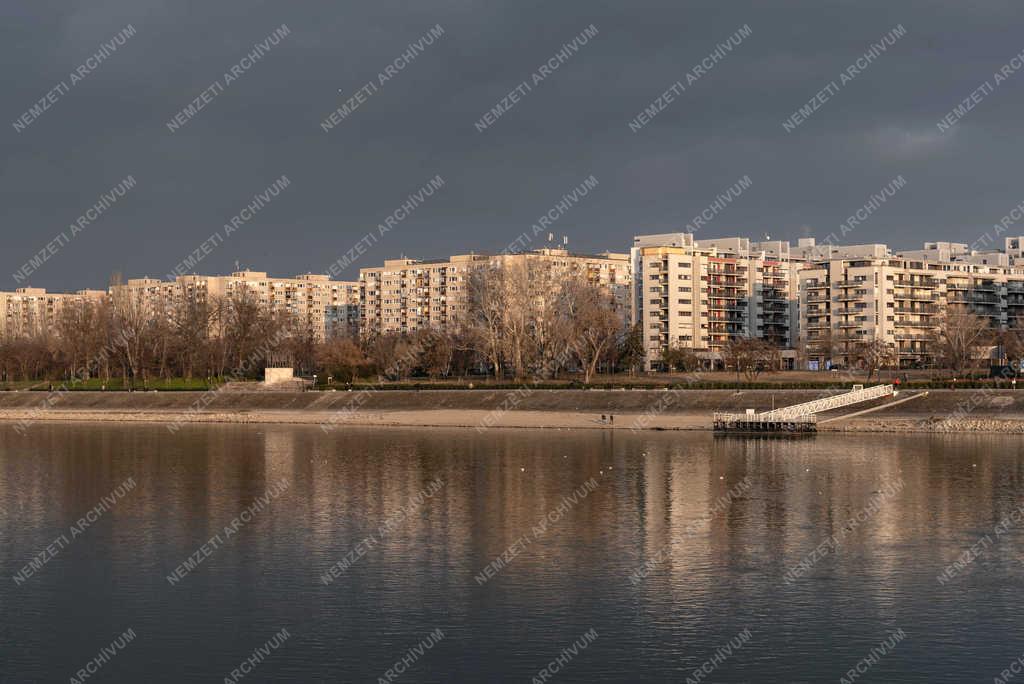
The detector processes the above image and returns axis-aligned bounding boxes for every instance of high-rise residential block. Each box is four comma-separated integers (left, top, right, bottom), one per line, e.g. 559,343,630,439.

798,240,1024,368
0,288,105,338
630,233,801,370
112,271,360,340
358,248,631,336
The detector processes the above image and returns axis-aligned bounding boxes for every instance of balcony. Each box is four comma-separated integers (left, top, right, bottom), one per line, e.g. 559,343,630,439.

948,294,999,305
894,292,939,302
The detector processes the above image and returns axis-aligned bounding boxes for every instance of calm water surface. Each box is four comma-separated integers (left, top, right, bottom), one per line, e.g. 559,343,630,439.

1,424,1023,682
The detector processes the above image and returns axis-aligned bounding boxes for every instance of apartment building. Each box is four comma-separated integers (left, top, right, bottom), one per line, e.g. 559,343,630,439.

0,288,105,338
114,271,360,340
630,233,802,370
799,240,1024,368
359,248,631,336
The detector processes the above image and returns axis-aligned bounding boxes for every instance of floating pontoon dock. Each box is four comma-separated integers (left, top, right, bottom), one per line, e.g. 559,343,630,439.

713,384,895,433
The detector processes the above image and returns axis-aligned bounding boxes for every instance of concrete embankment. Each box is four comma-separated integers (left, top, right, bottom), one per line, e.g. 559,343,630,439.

0,388,1021,432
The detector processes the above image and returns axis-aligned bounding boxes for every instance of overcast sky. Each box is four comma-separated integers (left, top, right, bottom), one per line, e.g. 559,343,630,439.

3,0,1024,291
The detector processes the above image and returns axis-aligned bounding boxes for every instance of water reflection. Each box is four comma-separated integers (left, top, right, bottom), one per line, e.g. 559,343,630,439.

0,424,1023,682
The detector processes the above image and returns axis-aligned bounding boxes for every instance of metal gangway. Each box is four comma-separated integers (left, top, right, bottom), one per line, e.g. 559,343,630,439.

758,384,894,420
713,384,895,433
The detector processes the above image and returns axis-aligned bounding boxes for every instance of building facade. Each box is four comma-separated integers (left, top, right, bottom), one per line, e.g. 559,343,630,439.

0,288,106,338
358,248,631,336
798,239,1024,368
630,233,802,371
112,271,360,340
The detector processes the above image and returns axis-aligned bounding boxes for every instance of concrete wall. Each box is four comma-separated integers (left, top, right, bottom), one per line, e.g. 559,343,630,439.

264,368,294,384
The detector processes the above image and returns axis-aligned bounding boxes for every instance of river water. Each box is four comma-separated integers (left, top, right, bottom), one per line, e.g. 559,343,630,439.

0,423,1022,682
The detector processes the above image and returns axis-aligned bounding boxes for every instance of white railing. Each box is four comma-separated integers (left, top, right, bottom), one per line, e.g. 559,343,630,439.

757,384,894,420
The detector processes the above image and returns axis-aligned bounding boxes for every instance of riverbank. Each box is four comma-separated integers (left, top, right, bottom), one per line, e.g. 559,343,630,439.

0,388,1023,432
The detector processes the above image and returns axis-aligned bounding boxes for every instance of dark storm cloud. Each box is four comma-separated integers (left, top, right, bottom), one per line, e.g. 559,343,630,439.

3,0,1024,291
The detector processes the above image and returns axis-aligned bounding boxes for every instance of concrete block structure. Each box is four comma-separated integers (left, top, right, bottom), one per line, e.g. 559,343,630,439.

798,240,1024,369
0,287,105,338
630,233,801,370
112,271,360,341
358,248,631,337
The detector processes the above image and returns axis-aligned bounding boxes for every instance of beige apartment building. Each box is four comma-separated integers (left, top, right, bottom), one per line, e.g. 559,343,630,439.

0,288,105,338
359,248,631,336
799,239,1024,369
113,271,360,340
630,233,802,371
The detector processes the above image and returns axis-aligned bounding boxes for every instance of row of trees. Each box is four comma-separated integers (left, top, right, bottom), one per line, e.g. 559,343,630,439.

0,286,321,385
0,268,642,384
810,309,1015,377
4,271,1017,385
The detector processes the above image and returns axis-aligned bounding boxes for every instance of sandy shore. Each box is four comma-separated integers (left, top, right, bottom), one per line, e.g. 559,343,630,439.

1,406,1024,433
0,407,707,431
0,389,1023,432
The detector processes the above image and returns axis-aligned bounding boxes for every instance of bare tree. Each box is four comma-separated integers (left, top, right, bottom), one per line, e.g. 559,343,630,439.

999,326,1024,370
661,343,701,373
559,278,623,383
852,339,896,381
617,323,645,375
931,309,994,375
418,328,456,378
316,334,369,382
108,274,154,388
721,336,777,381
465,265,507,379
170,290,214,379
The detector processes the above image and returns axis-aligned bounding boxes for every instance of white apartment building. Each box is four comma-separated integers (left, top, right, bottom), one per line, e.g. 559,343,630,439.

0,288,106,338
799,240,1024,368
114,271,360,340
359,248,631,336
630,233,802,370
